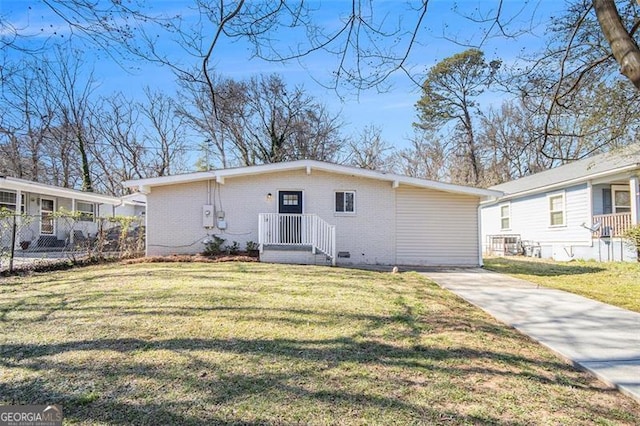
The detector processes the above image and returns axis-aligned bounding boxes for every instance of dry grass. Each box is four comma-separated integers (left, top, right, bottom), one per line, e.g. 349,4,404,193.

1,262,638,425
484,257,640,312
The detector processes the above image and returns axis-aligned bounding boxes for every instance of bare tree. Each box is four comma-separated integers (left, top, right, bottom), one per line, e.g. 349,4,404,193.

139,88,188,177
346,125,394,171
392,132,447,181
179,73,345,167
41,45,97,191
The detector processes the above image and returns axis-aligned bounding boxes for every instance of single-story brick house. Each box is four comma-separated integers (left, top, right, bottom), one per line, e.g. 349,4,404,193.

123,160,500,267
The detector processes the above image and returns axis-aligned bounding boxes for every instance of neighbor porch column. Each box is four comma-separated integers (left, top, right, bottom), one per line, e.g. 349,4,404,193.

630,176,639,225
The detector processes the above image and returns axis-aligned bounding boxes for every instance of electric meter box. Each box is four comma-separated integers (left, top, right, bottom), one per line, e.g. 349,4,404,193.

216,211,227,230
202,205,214,228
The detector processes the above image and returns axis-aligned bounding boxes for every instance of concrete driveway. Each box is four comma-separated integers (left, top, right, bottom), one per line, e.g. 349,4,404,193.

421,268,640,403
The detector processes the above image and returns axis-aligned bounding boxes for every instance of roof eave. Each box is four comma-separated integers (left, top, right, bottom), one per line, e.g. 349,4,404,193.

0,177,121,205
122,160,501,198
491,163,640,202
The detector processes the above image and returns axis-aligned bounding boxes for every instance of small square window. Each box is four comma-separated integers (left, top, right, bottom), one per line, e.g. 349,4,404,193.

335,191,355,213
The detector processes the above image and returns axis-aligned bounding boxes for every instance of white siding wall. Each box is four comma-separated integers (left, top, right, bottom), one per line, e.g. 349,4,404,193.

482,184,593,255
395,186,480,266
146,169,398,264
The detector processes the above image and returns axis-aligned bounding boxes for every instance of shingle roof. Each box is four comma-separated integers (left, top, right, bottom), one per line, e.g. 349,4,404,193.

490,144,640,196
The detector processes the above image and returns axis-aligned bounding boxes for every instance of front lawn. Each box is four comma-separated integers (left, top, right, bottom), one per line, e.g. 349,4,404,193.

1,263,638,424
484,257,640,312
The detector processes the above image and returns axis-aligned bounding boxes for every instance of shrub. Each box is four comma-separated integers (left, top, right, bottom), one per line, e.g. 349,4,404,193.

245,241,259,252
203,235,226,256
228,241,240,255
623,225,640,258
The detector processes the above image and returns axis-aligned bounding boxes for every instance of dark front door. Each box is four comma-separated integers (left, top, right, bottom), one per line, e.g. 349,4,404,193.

278,191,303,243
278,191,303,214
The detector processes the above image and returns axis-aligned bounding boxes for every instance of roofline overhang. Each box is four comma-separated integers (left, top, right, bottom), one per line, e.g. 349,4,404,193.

484,163,640,204
0,176,122,205
122,160,502,198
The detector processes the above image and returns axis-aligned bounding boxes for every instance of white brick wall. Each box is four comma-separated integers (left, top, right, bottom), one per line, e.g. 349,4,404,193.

145,168,483,266
146,169,398,263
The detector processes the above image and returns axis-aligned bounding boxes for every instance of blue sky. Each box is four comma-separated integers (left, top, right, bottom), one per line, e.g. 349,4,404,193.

1,0,562,152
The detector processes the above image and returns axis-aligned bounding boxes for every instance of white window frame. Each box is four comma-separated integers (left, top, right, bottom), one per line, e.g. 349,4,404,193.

547,192,566,228
335,190,356,215
0,191,26,213
611,184,631,213
499,203,511,230
40,197,56,235
76,201,96,222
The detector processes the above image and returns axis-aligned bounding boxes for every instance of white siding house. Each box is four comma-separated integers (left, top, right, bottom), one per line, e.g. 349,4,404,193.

481,147,640,262
124,160,499,267
0,176,124,250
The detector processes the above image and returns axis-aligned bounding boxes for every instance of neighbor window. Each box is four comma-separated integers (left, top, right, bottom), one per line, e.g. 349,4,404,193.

335,191,355,213
500,204,510,230
548,193,565,227
76,202,95,222
0,190,25,213
612,185,631,213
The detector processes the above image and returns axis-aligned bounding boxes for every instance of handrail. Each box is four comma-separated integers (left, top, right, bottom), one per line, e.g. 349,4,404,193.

592,213,633,237
258,213,336,265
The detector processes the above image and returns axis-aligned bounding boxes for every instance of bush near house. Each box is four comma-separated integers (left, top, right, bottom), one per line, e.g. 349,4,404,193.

623,224,640,258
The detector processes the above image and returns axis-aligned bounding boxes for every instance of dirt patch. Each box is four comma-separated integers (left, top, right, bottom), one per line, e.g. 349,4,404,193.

122,253,259,264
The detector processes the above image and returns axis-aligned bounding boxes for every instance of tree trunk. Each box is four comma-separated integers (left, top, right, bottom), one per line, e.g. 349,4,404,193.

76,131,93,192
593,0,640,89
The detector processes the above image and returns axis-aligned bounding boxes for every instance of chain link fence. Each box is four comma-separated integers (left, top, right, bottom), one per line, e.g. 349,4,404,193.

0,213,145,273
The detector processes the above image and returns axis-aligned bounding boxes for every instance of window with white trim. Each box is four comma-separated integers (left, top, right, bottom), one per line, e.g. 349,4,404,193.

335,191,355,214
548,193,565,227
0,190,25,213
611,185,631,213
76,202,95,222
500,204,510,230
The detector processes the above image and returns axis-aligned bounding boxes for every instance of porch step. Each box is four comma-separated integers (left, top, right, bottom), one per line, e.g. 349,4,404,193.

263,244,313,252
260,247,331,265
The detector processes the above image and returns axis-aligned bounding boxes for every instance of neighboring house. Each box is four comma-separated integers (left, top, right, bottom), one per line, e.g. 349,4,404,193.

123,160,500,267
481,147,640,262
116,192,147,217
0,176,131,250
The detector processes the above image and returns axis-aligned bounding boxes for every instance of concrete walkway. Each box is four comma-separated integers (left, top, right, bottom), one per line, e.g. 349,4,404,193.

420,268,640,403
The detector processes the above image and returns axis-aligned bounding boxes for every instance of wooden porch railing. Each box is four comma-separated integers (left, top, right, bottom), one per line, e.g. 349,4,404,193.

592,213,633,237
258,213,336,265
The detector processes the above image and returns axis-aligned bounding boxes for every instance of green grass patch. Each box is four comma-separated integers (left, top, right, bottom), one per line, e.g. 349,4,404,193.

1,262,639,425
484,257,640,312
